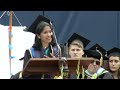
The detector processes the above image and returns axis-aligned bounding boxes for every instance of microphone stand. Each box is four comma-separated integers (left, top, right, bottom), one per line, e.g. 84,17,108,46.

50,22,68,79
50,21,62,59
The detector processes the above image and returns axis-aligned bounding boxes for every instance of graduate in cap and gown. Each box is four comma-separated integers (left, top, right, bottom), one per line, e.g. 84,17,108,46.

65,33,90,58
10,15,60,79
83,44,113,79
64,33,90,79
107,47,120,79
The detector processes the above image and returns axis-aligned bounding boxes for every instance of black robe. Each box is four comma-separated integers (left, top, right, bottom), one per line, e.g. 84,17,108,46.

10,45,59,79
68,67,114,79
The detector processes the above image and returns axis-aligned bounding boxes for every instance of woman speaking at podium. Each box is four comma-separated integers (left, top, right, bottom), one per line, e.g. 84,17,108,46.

10,15,60,79
22,15,59,69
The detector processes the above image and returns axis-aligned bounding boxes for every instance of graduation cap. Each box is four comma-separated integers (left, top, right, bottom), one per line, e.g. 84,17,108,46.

84,50,102,65
84,44,108,66
107,47,120,57
24,15,52,34
88,44,107,56
66,33,90,48
84,50,101,60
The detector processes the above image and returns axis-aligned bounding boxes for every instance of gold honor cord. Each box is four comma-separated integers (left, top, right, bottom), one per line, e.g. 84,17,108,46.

41,74,44,79
60,63,64,79
96,49,103,66
76,58,80,79
19,71,23,79
54,63,63,79
91,73,97,79
81,66,85,79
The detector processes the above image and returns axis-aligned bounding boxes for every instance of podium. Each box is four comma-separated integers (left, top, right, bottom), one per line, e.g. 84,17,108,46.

22,57,97,77
66,58,96,74
22,58,60,77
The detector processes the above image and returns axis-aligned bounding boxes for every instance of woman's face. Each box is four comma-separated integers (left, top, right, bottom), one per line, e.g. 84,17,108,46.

109,56,120,72
37,26,53,44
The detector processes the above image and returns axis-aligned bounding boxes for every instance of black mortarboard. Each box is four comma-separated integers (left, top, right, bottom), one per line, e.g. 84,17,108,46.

24,15,51,34
107,47,120,56
84,50,102,65
84,50,101,60
66,33,90,48
85,44,108,60
84,44,108,66
88,44,107,56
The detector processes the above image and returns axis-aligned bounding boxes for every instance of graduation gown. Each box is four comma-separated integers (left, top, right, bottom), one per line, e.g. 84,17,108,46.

68,67,113,79
84,67,114,79
10,45,59,79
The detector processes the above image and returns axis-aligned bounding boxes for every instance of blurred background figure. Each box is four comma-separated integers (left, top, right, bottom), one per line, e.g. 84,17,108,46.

107,47,120,79
84,44,113,79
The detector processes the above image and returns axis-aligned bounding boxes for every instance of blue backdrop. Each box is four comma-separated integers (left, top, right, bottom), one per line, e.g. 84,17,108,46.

0,11,120,50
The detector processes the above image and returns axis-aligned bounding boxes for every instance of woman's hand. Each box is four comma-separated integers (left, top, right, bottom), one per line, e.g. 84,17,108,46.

43,53,56,58
50,53,56,58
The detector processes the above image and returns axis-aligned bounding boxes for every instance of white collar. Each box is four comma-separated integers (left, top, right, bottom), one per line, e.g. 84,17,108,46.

85,67,105,76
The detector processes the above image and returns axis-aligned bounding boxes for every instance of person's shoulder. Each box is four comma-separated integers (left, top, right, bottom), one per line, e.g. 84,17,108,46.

24,48,33,58
26,47,34,54
102,70,114,79
10,71,22,79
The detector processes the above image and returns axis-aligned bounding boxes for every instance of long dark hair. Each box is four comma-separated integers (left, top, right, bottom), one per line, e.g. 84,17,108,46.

32,21,56,50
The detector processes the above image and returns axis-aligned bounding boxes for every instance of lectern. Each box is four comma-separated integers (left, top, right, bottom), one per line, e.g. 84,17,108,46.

66,57,96,74
22,58,60,77
22,57,97,77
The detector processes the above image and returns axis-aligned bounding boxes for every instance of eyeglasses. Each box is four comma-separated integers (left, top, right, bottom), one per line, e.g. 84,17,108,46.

91,60,100,65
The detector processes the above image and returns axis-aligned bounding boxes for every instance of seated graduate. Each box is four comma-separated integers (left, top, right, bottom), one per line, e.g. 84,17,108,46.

83,44,113,79
10,15,60,79
107,47,120,79
63,33,90,79
65,33,90,58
